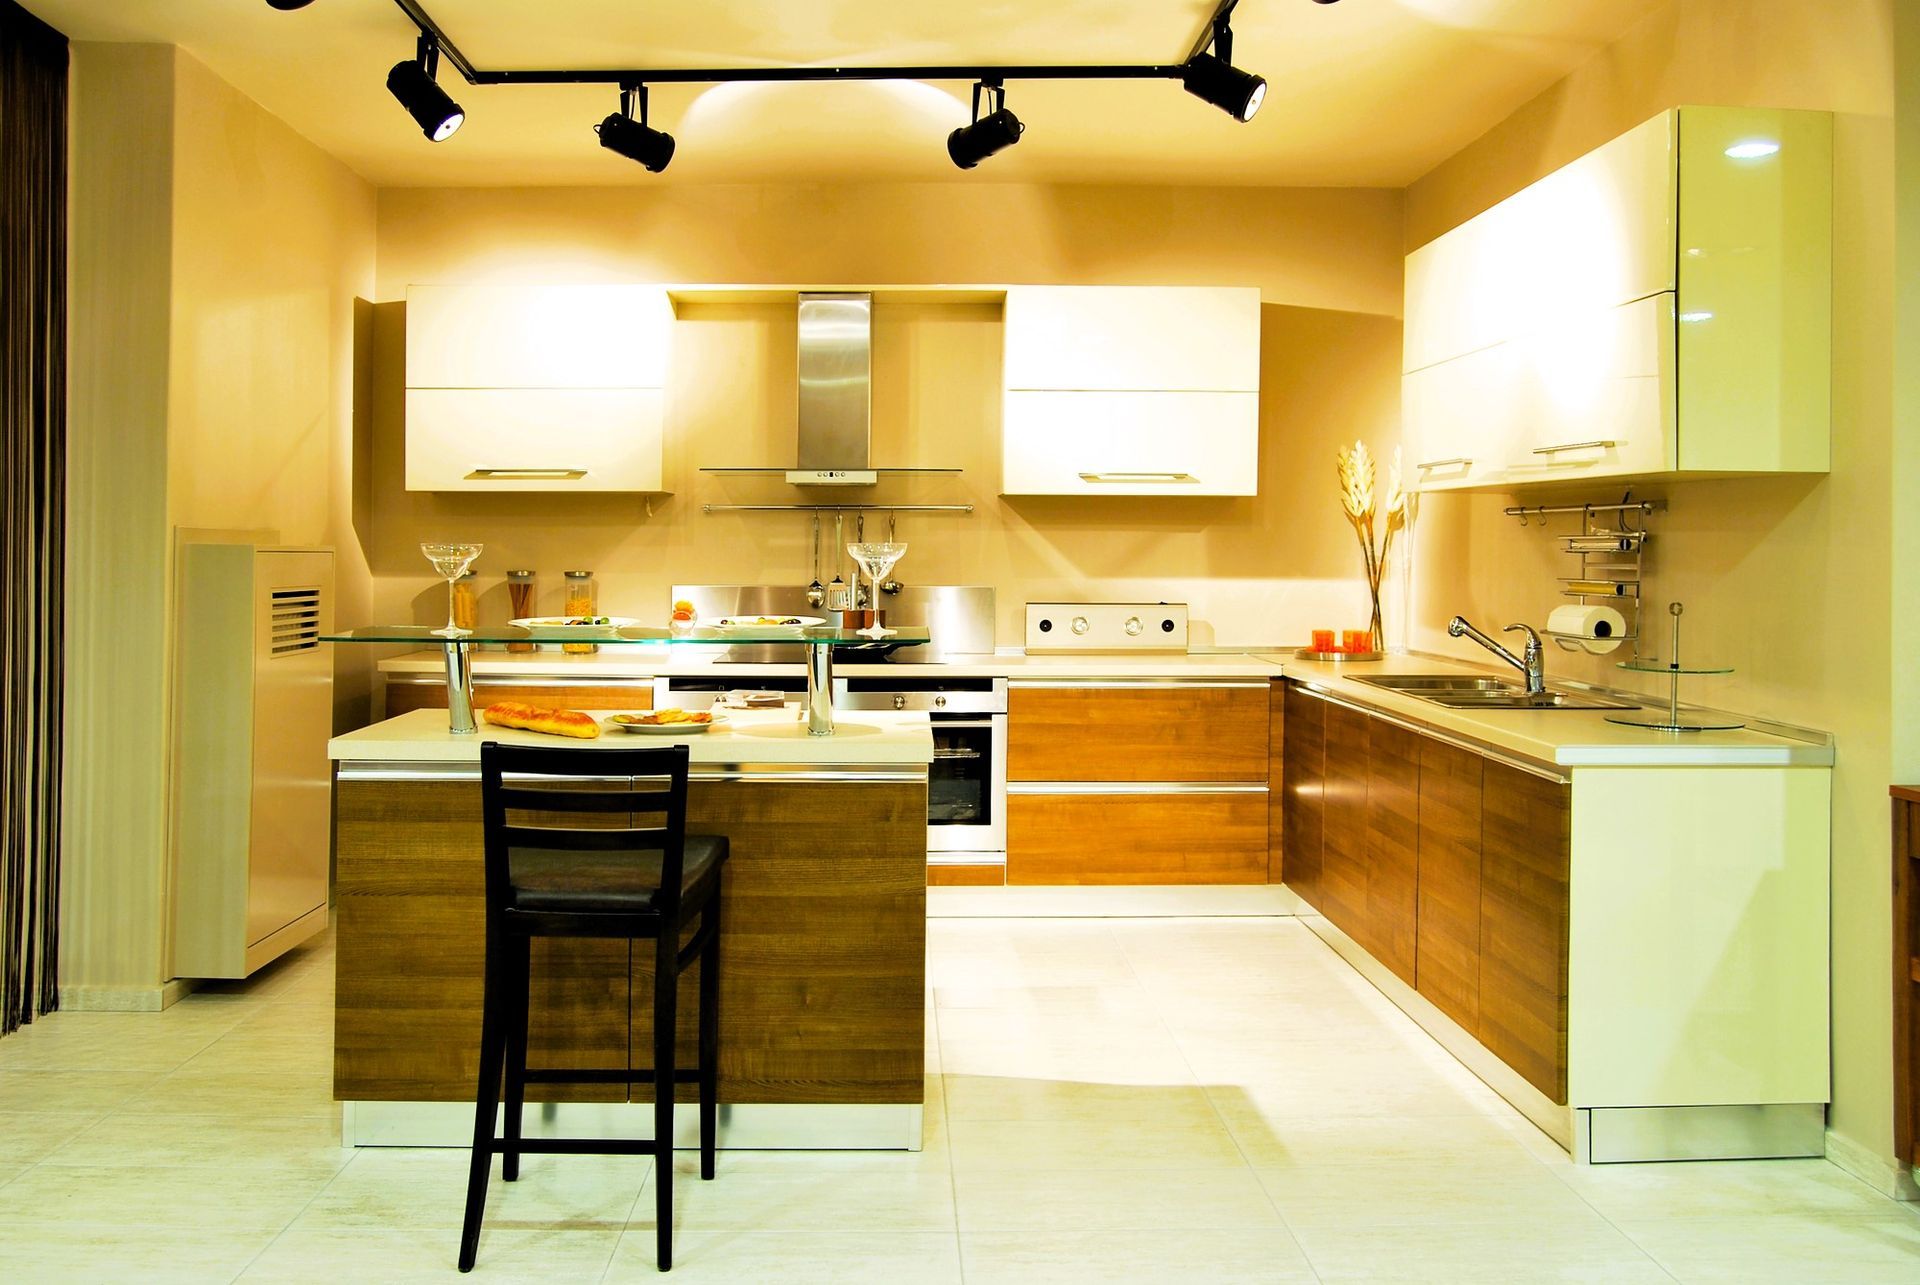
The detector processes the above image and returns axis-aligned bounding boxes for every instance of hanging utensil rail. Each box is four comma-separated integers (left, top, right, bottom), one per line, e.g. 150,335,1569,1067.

703,503,974,513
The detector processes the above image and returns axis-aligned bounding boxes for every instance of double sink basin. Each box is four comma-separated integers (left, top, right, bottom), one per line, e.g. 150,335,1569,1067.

1352,674,1640,712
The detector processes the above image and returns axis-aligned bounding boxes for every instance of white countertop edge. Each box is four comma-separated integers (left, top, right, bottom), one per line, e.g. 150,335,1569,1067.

328,708,935,765
372,648,1285,680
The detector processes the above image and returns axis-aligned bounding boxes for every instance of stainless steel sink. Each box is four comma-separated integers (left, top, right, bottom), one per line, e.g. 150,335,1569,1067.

1355,675,1522,695
1351,674,1639,712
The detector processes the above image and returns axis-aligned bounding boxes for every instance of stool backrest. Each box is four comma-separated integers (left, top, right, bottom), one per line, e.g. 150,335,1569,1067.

479,741,693,918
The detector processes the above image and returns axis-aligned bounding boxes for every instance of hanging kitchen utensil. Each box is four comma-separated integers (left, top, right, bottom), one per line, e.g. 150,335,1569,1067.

806,513,825,607
826,512,851,613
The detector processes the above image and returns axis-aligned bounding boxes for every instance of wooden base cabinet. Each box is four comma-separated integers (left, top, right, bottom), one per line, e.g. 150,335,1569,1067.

1893,787,1920,1167
1006,680,1271,885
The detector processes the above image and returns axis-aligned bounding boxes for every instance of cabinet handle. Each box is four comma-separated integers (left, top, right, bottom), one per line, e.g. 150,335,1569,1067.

1532,440,1616,456
1076,472,1198,483
467,468,589,480
1416,458,1473,470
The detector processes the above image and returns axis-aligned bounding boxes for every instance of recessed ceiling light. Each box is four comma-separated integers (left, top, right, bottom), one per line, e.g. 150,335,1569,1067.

1724,140,1780,159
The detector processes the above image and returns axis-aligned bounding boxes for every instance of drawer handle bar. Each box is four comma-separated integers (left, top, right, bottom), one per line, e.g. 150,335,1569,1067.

468,468,589,480
1416,458,1473,470
1532,440,1617,456
1077,472,1198,483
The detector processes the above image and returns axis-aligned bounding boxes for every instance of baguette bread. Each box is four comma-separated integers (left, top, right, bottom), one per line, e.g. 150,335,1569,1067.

482,701,601,740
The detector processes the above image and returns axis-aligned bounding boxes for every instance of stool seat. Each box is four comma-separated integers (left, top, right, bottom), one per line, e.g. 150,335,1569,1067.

509,834,727,916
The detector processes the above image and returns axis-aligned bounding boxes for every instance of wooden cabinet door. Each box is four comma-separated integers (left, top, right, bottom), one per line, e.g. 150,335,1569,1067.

1280,683,1324,906
1318,699,1372,946
1267,680,1285,883
1416,738,1483,1033
1365,718,1420,986
1007,792,1268,885
1008,684,1268,783
1479,760,1572,1104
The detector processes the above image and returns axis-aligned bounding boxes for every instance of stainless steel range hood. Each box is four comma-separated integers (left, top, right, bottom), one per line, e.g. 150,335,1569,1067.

791,292,875,485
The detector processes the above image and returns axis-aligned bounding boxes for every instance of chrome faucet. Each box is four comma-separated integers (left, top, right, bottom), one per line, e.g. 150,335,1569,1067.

1448,616,1546,694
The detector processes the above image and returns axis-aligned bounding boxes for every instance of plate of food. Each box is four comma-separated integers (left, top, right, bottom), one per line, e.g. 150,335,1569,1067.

607,709,720,735
509,615,644,638
708,615,827,634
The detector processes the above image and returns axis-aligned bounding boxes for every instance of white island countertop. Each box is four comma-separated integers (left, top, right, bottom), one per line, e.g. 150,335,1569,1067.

329,707,935,765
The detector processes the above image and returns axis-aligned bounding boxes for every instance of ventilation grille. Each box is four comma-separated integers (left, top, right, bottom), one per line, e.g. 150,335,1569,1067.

269,587,322,656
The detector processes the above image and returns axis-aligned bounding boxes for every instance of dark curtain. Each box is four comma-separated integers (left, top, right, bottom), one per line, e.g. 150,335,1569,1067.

0,0,66,1034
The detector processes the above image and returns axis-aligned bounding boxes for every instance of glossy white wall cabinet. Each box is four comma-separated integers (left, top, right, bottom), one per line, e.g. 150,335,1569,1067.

1403,106,1831,492
405,284,673,491
1002,285,1261,496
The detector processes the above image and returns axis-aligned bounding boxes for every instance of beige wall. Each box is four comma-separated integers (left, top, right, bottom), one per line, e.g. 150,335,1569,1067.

368,184,1407,646
1403,0,1901,1181
60,48,376,998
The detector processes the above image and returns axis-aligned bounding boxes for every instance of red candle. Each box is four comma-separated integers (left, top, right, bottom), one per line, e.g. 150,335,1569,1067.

1343,629,1371,654
1311,629,1336,653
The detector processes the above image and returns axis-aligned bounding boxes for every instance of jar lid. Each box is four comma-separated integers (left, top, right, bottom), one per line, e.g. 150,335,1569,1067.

563,569,593,578
506,569,535,579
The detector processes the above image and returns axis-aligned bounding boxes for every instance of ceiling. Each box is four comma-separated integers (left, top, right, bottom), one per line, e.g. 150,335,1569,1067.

22,0,1666,189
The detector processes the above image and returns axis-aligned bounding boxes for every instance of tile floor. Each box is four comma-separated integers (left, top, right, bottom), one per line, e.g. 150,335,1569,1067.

1,915,1915,1282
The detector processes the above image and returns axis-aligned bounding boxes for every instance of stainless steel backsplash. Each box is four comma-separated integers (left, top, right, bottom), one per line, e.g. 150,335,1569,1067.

669,585,995,662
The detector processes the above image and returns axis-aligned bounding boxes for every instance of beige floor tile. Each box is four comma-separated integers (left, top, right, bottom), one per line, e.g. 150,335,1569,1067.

954,1166,1284,1232
0,1161,333,1230
1202,1062,1507,1118
119,1067,338,1117
239,1224,620,1282
948,1114,1247,1172
607,1228,964,1283
1255,1157,1597,1228
1213,1103,1546,1169
0,1111,97,1165
1,1222,283,1283
296,1148,645,1231
943,1075,1223,1128
1292,1216,1674,1283
0,1068,164,1115
961,1226,1318,1284
0,1023,234,1073
1617,1210,1920,1282
41,1109,351,1173
1554,1157,1900,1221
639,1164,957,1233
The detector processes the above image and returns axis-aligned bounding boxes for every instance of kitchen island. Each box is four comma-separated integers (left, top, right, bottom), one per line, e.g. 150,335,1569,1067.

327,706,933,1149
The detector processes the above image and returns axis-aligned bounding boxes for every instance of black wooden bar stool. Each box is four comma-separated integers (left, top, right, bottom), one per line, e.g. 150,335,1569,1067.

459,741,726,1273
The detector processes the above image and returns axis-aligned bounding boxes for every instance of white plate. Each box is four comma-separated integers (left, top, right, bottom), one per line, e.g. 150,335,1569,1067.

607,713,722,735
709,615,827,634
510,616,644,637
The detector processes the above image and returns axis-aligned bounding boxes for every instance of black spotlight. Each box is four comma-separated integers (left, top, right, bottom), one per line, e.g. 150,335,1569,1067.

266,0,317,9
597,84,676,172
1182,12,1266,122
388,34,464,141
948,80,1023,170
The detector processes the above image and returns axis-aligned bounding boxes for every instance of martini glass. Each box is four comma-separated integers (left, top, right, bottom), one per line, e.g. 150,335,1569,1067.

420,542,483,637
847,541,906,639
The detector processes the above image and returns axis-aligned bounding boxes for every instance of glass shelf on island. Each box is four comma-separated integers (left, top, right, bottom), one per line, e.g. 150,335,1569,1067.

1616,658,1734,675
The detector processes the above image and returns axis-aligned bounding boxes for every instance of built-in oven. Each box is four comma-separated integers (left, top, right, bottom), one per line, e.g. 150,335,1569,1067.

840,677,1007,867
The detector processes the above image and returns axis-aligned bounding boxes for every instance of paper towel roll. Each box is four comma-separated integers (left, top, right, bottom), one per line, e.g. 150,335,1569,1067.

1547,604,1627,655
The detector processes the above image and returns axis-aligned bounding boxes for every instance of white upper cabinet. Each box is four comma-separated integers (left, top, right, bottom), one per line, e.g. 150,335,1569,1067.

1001,285,1261,495
1403,106,1831,492
404,284,673,491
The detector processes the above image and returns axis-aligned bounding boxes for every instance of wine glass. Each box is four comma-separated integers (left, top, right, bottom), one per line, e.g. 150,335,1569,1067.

420,542,483,636
846,541,906,639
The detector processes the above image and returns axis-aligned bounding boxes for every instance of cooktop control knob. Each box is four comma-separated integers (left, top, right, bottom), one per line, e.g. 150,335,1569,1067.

1125,616,1144,636
1071,616,1091,636
1037,618,1053,633
1161,618,1176,633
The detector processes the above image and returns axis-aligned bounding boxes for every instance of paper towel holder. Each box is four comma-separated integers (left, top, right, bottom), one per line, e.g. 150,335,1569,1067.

1504,493,1658,661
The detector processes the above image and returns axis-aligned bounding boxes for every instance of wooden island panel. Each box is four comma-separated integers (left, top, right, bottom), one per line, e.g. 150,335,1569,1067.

334,773,926,1107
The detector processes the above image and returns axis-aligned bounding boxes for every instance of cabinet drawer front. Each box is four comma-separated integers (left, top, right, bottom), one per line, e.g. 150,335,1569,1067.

405,388,664,491
1000,390,1258,495
407,284,671,389
385,681,656,718
1007,792,1267,885
1008,684,1268,782
1003,286,1260,392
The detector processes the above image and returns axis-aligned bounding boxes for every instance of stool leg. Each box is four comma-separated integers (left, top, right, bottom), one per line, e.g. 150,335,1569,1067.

653,931,678,1272
698,897,721,1181
502,934,531,1183
458,933,509,1272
